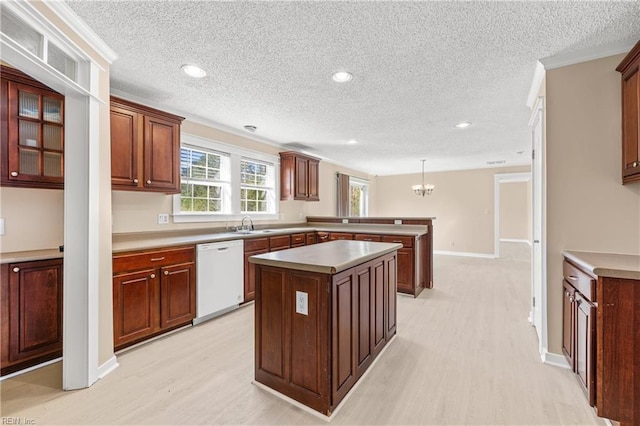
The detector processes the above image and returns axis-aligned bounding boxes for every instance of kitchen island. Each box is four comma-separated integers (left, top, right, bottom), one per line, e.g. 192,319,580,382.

249,240,402,416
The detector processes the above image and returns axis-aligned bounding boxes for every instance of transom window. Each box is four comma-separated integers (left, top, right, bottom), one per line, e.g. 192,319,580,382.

174,135,279,222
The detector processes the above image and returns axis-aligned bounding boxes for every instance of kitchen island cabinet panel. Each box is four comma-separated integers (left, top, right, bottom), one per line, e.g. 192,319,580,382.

252,241,399,416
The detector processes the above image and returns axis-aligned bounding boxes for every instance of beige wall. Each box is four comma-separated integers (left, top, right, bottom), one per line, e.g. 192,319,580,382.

112,120,376,234
375,165,530,255
545,54,640,354
499,181,531,241
0,188,64,252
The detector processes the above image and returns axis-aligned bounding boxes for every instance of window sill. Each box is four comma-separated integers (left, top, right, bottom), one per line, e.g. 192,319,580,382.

172,213,281,224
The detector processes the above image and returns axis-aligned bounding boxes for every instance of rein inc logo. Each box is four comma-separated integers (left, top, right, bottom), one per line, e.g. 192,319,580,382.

1,418,35,425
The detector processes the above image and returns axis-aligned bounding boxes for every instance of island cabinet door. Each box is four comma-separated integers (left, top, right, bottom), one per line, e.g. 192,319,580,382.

254,265,331,415
332,269,358,406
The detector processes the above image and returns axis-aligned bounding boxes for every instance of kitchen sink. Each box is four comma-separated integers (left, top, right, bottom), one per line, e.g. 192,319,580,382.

235,229,277,235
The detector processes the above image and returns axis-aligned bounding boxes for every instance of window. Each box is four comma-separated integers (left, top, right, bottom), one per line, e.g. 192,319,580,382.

180,147,230,213
173,135,279,222
349,177,369,217
240,159,275,213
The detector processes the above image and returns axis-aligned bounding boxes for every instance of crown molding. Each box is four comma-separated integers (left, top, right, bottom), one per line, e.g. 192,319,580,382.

42,0,118,64
539,37,638,70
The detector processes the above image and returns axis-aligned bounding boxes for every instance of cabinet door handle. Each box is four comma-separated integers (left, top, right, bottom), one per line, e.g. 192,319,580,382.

568,275,578,281
150,257,165,262
10,171,18,177
164,270,169,276
150,273,156,279
133,178,139,184
565,291,569,297
569,296,574,303
12,267,19,273
146,180,152,184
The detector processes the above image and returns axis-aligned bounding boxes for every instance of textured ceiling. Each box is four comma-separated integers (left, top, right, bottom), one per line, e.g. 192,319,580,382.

66,0,640,176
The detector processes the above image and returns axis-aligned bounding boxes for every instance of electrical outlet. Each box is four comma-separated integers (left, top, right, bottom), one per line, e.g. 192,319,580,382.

394,219,402,225
157,213,169,224
295,291,308,315
342,219,349,224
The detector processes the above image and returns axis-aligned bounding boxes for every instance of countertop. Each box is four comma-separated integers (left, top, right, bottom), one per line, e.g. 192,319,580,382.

562,250,640,280
1,223,428,263
248,240,403,274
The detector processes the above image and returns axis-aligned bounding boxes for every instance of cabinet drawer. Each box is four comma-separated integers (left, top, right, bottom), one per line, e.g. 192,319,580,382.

291,233,306,246
329,232,353,241
269,235,291,251
316,232,330,243
354,234,382,242
563,260,596,302
113,246,195,273
381,235,414,248
245,237,269,252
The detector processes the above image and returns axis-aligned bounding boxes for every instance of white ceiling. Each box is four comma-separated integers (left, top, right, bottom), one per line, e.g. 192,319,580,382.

66,1,640,176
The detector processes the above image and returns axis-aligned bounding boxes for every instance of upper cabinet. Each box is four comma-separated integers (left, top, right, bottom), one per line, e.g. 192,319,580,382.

279,151,320,201
616,40,640,185
110,97,184,193
1,66,64,189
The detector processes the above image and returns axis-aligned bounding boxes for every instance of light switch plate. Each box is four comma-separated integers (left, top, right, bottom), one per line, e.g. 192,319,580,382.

157,213,169,224
296,291,308,315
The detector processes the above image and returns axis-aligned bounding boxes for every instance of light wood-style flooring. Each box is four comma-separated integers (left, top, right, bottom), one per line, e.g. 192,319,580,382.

1,243,603,425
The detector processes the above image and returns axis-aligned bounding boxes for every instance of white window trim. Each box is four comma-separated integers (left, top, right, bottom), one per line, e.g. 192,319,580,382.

173,133,280,223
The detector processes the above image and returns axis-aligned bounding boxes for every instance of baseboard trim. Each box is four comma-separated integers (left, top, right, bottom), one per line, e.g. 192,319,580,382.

542,351,571,369
499,239,532,246
97,355,119,380
434,250,496,259
0,357,61,381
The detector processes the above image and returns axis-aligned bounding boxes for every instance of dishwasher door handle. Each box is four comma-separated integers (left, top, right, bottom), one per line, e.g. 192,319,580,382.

217,247,229,252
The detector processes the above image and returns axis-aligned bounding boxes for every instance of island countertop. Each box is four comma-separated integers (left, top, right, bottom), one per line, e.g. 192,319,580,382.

562,250,640,280
249,240,403,274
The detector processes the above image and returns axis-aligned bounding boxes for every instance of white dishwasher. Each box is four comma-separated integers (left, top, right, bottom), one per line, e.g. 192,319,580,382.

194,240,244,325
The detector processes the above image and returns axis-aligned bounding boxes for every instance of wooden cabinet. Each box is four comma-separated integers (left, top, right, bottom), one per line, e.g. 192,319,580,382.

243,238,269,302
254,250,397,415
616,40,640,184
112,246,195,350
291,233,306,248
279,151,320,201
562,259,596,406
562,256,640,424
316,231,330,243
381,235,426,297
1,66,64,189
1,258,63,376
329,232,353,241
354,234,382,242
110,97,184,193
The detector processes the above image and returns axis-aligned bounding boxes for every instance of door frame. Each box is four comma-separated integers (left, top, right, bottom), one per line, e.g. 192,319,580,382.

1,1,116,389
493,172,531,258
529,96,548,360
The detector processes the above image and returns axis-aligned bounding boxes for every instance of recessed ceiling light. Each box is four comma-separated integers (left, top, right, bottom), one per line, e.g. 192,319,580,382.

181,64,206,78
455,121,471,129
347,139,358,145
244,125,257,133
332,71,353,83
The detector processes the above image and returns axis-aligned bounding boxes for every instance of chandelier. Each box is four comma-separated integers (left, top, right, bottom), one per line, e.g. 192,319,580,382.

411,159,435,196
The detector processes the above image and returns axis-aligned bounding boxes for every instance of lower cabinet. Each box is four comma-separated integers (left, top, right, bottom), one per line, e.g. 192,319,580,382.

244,238,269,302
1,258,63,376
254,251,397,415
112,246,195,350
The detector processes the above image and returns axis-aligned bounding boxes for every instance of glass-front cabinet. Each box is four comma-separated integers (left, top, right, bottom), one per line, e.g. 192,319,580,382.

1,65,65,189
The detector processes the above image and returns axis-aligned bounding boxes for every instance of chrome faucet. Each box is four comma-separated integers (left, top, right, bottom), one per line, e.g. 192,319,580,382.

241,216,254,231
